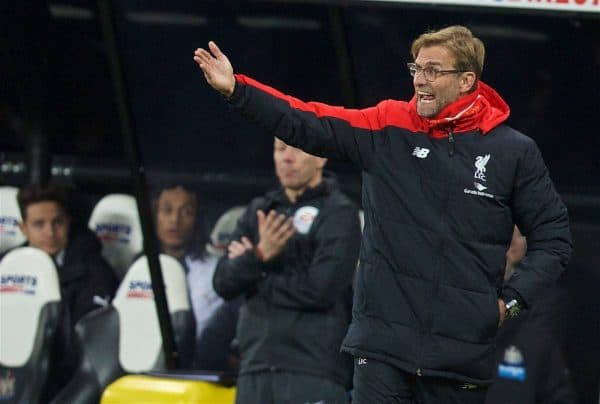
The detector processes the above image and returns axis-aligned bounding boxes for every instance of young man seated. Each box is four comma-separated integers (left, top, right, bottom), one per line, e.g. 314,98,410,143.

14,183,119,399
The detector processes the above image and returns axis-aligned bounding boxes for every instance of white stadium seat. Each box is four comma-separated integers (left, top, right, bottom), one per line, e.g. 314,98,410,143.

0,187,26,254
88,194,143,280
205,206,246,257
0,247,61,403
50,254,195,404
113,254,192,372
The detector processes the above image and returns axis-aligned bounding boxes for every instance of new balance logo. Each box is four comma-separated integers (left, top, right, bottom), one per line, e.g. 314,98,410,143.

412,147,430,159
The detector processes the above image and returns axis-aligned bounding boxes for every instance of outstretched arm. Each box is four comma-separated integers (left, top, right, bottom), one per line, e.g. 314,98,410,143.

193,42,394,170
193,41,236,97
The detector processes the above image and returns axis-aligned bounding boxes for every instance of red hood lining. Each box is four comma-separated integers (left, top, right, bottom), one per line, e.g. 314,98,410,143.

409,81,510,139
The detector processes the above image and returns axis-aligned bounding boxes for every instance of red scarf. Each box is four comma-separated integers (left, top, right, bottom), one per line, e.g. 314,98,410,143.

409,82,510,139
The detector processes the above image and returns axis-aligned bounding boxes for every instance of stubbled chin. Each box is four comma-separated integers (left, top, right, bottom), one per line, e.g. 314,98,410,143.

417,101,437,118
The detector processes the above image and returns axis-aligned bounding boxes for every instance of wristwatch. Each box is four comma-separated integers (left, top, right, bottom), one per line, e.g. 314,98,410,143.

504,299,521,319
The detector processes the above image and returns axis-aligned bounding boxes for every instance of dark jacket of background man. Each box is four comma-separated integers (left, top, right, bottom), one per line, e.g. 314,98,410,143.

213,177,361,387
45,225,119,400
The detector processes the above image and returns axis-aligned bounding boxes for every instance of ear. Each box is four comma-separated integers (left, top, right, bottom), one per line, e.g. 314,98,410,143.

317,157,327,169
18,221,28,238
460,72,477,93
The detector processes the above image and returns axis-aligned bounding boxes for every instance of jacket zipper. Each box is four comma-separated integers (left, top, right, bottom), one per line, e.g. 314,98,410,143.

417,135,453,377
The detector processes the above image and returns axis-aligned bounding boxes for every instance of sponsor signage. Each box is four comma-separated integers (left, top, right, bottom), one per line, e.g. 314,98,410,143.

367,0,599,13
0,275,37,295
95,223,132,244
127,280,154,299
0,216,19,236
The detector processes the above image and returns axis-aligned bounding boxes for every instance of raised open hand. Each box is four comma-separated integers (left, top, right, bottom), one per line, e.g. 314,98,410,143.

193,41,235,97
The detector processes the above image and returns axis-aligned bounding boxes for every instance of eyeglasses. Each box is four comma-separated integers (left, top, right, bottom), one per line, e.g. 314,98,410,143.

406,63,468,82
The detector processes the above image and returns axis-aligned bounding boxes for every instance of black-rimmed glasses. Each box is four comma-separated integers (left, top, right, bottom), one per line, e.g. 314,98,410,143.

407,63,468,82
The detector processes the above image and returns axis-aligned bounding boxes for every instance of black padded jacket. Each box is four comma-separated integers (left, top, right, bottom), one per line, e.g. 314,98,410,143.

223,75,572,384
213,179,362,386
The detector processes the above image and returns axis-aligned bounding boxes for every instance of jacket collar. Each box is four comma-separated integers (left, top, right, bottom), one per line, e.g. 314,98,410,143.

409,81,510,139
59,227,103,283
266,174,335,206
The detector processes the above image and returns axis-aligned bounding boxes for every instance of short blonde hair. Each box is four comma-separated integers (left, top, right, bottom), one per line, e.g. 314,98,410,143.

411,25,485,79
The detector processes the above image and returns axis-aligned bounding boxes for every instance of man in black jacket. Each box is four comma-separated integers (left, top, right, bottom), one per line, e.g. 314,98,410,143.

213,138,361,404
485,228,576,404
195,25,572,403
14,183,119,399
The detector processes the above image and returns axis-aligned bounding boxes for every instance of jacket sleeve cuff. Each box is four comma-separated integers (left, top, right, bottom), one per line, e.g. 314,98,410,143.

236,249,262,271
225,76,243,105
501,287,526,308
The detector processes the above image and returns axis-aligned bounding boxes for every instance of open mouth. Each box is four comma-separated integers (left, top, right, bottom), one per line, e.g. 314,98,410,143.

418,91,435,103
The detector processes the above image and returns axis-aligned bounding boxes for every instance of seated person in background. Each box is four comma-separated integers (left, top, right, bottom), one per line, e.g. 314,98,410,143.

194,296,243,373
486,227,576,404
195,206,247,372
14,183,119,399
153,183,223,340
213,138,361,404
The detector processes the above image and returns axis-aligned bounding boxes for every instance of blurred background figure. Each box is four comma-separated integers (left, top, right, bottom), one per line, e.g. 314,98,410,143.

153,183,223,341
194,296,244,373
195,205,247,373
213,138,361,404
12,183,118,401
486,226,576,404
205,205,247,257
